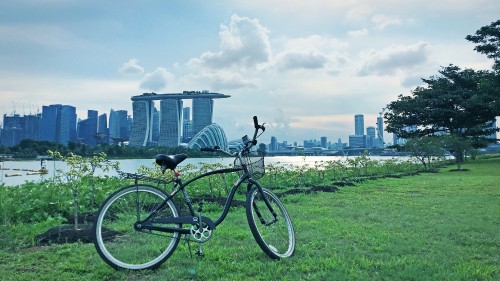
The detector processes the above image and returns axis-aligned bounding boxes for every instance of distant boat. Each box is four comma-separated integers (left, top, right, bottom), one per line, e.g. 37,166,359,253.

5,173,22,177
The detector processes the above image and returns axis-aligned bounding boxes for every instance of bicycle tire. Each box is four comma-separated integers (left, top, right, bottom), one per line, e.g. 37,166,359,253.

246,186,295,259
93,185,180,270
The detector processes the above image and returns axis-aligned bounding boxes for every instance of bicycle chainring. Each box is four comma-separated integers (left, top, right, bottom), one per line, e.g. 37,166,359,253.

190,221,212,243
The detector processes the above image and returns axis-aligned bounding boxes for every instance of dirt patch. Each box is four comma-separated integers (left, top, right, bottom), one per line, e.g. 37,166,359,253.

277,185,340,196
35,224,94,246
448,168,471,172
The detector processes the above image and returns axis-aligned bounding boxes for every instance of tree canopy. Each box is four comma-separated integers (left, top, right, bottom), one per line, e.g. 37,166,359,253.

385,20,500,166
465,19,500,72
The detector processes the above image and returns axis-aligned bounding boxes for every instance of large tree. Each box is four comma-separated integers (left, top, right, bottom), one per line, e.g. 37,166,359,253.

385,20,500,166
385,65,499,165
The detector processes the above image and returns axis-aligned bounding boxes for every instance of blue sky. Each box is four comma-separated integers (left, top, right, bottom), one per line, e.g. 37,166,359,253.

0,0,498,144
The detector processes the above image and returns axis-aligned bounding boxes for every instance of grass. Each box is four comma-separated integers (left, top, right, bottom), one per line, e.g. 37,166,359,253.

0,158,499,280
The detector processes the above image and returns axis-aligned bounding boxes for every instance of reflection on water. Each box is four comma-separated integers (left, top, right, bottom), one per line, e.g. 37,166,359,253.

0,155,404,187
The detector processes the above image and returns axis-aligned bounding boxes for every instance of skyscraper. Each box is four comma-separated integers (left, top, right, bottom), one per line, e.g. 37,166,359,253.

366,126,376,148
159,99,183,147
40,104,61,142
376,116,384,148
129,91,229,147
77,110,98,146
349,114,366,148
58,105,77,145
39,104,76,145
354,114,364,136
129,101,154,146
110,109,130,143
192,97,213,136
182,107,192,143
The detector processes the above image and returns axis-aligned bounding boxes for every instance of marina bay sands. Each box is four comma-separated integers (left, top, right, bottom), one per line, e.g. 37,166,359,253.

128,91,230,148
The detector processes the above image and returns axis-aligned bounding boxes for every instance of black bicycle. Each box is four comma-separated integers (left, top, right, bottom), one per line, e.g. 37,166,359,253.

93,116,295,270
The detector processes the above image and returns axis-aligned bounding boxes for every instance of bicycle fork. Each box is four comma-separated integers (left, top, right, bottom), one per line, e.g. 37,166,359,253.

252,186,279,226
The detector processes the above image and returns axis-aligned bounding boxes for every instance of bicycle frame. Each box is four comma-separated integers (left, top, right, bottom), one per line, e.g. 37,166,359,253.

136,157,276,235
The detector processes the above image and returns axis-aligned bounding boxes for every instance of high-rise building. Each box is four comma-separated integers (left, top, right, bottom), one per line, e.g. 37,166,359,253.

77,110,98,146
58,105,77,145
192,97,213,136
24,114,41,141
129,91,229,147
376,116,384,148
354,114,364,136
366,126,376,148
270,136,278,151
152,107,160,142
110,109,130,144
350,114,366,148
159,99,183,147
129,101,153,146
40,104,61,142
39,104,76,145
182,107,192,143
1,114,25,146
320,137,327,148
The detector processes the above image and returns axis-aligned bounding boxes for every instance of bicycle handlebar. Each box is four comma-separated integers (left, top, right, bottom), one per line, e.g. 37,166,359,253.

201,116,265,155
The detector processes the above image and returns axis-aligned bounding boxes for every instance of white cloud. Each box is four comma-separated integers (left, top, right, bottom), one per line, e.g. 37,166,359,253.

119,58,144,74
358,41,430,76
275,49,329,70
188,14,271,70
372,14,402,30
139,68,174,92
346,5,372,21
348,28,369,37
272,35,349,71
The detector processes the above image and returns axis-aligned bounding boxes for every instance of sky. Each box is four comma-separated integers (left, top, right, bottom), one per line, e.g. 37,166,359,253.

0,0,498,145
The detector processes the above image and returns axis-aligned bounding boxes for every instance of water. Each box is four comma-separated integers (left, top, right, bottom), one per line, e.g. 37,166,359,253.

0,155,404,187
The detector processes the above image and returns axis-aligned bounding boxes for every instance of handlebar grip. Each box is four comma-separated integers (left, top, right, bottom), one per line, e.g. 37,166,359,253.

253,116,259,129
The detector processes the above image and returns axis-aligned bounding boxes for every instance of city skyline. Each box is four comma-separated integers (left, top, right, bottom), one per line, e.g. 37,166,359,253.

1,1,499,144
1,102,388,149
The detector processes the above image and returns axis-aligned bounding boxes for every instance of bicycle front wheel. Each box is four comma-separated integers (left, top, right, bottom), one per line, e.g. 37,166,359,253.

93,185,180,270
246,186,295,259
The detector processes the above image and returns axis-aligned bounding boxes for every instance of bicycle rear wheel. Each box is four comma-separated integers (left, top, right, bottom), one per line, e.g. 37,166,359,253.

93,185,180,270
246,186,295,259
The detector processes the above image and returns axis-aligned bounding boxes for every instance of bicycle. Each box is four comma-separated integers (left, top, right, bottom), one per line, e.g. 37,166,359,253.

93,116,296,270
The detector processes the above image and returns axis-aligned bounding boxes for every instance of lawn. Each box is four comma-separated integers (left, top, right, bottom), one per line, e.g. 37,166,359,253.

0,158,499,280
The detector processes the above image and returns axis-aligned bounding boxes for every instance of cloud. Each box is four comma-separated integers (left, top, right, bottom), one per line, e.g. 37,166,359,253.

346,5,372,21
119,58,144,74
348,28,369,37
275,49,329,70
273,35,349,71
188,14,271,70
358,41,430,76
372,14,402,30
139,68,174,92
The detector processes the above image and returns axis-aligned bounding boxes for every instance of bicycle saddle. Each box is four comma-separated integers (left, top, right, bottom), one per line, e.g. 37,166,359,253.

155,153,188,170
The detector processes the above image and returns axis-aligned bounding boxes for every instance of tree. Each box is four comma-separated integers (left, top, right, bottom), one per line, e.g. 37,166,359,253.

385,65,499,167
465,19,500,72
404,136,446,170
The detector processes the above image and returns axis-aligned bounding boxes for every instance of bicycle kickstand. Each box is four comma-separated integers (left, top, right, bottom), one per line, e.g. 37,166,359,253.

196,243,204,258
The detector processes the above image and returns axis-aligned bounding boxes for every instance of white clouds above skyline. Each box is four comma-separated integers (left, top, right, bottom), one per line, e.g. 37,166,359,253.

0,1,498,144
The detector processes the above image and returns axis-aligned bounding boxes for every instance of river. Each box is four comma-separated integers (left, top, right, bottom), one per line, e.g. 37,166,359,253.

0,155,405,187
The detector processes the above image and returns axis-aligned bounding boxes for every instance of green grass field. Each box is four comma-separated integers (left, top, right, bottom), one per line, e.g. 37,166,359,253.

1,158,499,280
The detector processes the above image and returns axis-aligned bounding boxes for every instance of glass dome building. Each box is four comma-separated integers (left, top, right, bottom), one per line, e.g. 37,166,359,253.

187,123,228,150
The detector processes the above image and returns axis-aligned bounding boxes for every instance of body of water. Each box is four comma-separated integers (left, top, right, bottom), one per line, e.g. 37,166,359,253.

0,155,405,187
